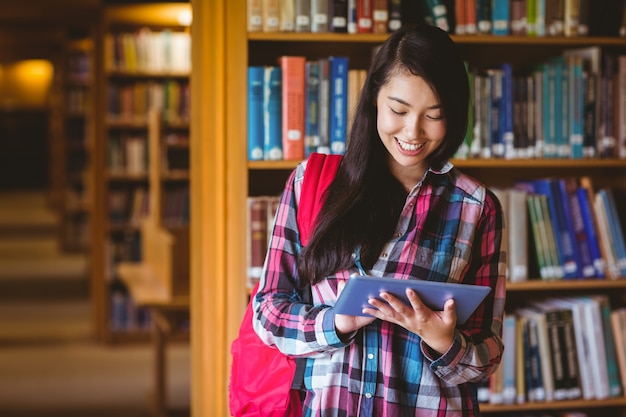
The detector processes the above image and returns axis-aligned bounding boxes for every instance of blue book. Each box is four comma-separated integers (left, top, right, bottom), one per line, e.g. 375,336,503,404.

543,61,557,158
492,0,510,35
499,63,514,159
328,56,348,155
558,178,595,278
552,57,570,158
247,66,265,161
567,55,585,159
488,68,504,158
305,61,321,157
576,186,605,278
263,66,283,160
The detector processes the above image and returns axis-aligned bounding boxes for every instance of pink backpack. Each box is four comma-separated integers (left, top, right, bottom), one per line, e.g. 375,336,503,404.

229,153,342,417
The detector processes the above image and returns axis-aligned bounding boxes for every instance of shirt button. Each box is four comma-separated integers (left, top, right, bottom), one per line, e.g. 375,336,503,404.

365,393,372,399
395,233,402,238
381,253,388,258
367,353,374,360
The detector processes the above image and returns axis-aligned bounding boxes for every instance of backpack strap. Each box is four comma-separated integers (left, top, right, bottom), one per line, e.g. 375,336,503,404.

297,152,342,247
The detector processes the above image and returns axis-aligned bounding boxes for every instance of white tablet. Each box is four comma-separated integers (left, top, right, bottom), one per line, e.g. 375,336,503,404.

333,275,491,325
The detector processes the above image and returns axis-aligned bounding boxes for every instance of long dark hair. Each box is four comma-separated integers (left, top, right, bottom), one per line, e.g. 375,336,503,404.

297,24,470,285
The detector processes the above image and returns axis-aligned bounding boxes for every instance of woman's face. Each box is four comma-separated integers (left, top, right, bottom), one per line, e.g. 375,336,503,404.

376,70,446,190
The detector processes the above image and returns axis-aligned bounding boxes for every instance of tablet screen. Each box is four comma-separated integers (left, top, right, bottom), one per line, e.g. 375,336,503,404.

333,275,491,325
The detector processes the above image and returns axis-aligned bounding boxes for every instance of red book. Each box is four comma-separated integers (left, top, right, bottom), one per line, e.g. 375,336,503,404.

356,0,373,33
279,55,306,160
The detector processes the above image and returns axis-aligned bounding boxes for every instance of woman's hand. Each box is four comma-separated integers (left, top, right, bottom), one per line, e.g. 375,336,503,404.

334,281,376,336
363,289,457,355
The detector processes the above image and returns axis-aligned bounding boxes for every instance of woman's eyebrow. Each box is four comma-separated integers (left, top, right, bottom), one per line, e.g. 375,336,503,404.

387,96,442,110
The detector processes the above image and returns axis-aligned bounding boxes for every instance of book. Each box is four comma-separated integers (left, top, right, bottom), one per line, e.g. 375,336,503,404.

597,188,626,276
328,56,349,155
372,0,388,33
579,295,612,399
262,0,281,32
315,58,330,154
247,66,265,161
610,308,626,391
593,188,621,279
280,0,296,31
330,0,349,32
247,0,264,31
592,294,623,397
508,188,529,282
264,66,283,160
576,185,606,278
491,0,510,35
311,0,330,32
279,56,306,160
526,194,551,280
387,0,402,32
501,313,517,403
305,61,321,157
295,0,312,32
476,0,492,34
356,0,373,33
247,196,269,288
563,0,580,37
424,0,450,32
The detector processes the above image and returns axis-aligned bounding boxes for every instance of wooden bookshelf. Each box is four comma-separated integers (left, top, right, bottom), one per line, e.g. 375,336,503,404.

191,2,626,416
91,3,191,344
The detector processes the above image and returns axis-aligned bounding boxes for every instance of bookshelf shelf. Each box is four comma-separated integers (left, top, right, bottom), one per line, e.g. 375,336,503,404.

480,396,626,412
507,279,626,292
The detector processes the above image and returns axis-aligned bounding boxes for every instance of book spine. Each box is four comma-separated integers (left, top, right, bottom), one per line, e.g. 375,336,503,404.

425,0,450,32
305,61,321,157
508,189,529,282
280,0,296,31
476,0,492,34
262,0,281,32
295,0,312,32
599,54,617,157
527,194,550,280
329,56,349,155
576,186,606,278
387,0,402,32
330,0,349,32
563,0,580,37
372,0,389,33
527,0,537,36
356,0,373,33
318,58,330,153
488,68,505,158
465,0,478,34
491,0,510,35
561,178,596,278
247,196,269,288
596,295,624,397
264,66,283,160
568,54,585,159
347,0,357,33
535,0,547,36
500,63,515,159
247,0,264,31
280,56,306,160
310,0,330,32
545,308,569,400
247,67,265,161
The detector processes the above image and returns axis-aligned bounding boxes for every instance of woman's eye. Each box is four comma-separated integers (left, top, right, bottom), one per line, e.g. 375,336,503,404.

427,114,444,120
390,107,405,115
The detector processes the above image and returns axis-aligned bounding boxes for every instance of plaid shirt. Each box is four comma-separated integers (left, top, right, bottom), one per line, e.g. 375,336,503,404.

253,160,506,417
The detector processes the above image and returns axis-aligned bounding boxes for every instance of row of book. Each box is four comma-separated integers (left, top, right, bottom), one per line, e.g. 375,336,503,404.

104,28,191,73
248,0,626,38
247,56,366,161
107,80,190,125
66,49,91,82
478,295,626,405
495,176,626,283
108,186,190,228
461,48,626,160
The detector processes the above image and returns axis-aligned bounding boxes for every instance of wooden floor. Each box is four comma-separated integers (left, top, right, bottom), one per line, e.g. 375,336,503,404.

0,190,190,417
